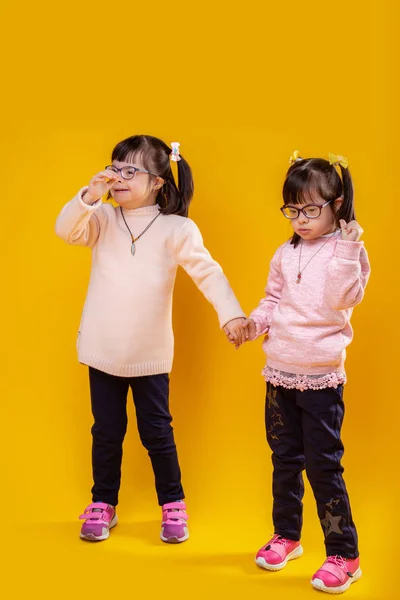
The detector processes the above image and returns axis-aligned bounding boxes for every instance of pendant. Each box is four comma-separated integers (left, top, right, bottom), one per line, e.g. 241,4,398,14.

296,273,301,283
131,242,136,256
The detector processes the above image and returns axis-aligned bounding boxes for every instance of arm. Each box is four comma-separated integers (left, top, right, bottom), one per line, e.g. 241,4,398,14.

175,219,245,328
55,187,103,247
326,240,370,310
248,247,284,339
55,169,118,247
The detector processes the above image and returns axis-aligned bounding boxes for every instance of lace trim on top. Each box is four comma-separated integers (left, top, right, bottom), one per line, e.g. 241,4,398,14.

263,366,346,391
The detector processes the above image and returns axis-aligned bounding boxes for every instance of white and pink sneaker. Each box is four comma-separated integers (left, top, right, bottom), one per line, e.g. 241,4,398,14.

311,555,362,594
160,501,189,543
79,502,117,541
256,534,303,571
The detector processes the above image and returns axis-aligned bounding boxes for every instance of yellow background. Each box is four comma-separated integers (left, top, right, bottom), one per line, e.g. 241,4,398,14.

2,1,398,598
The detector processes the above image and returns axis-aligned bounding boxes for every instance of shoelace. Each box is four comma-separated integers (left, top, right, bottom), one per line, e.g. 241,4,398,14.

265,535,288,550
326,555,349,572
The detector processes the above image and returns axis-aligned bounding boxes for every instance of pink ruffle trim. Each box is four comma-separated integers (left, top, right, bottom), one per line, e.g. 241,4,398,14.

262,366,346,391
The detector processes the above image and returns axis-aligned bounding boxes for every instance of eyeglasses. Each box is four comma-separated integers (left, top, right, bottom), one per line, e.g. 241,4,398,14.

280,199,333,219
105,165,160,180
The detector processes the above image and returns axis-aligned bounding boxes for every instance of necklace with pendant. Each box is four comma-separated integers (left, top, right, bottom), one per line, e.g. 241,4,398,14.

296,230,339,283
120,206,161,255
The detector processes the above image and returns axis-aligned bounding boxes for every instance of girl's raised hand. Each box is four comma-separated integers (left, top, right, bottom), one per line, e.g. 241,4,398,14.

82,170,119,205
339,219,363,242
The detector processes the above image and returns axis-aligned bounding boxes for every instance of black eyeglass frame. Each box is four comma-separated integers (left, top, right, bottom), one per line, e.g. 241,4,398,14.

280,199,333,219
105,165,161,180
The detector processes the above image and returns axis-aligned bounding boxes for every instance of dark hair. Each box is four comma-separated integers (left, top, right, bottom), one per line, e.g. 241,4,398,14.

283,157,355,247
109,135,194,217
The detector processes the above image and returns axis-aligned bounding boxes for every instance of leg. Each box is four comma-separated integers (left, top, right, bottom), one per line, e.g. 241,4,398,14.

300,386,359,558
130,374,184,506
89,367,129,507
266,383,305,541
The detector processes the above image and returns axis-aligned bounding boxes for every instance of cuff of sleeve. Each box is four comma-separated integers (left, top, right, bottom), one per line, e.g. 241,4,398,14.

77,187,103,210
221,312,246,329
251,316,269,339
334,239,364,260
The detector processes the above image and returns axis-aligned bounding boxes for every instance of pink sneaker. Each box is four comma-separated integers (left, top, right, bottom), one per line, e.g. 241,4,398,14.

160,501,189,543
79,502,117,541
256,535,303,571
311,555,362,594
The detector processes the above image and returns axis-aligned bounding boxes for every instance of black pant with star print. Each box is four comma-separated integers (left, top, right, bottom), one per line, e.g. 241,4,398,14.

265,382,358,558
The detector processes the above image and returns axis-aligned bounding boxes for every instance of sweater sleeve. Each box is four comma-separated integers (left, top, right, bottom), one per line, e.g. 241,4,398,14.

55,187,104,247
326,240,371,310
175,219,245,328
249,246,284,339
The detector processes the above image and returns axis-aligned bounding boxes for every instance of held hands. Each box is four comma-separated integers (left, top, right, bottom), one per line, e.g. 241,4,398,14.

339,219,363,242
223,317,256,349
82,170,119,205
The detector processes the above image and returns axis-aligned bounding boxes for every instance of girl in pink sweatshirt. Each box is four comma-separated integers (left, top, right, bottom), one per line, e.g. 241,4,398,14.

242,151,370,595
55,135,246,544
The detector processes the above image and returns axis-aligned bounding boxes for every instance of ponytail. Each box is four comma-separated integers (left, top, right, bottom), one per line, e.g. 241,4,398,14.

158,154,194,217
336,165,355,224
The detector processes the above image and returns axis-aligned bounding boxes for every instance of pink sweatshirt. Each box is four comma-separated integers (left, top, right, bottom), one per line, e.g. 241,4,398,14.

250,233,370,386
55,189,245,377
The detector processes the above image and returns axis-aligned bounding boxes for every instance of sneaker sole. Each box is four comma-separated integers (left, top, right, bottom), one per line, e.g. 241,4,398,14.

160,529,189,544
80,514,118,542
311,567,362,594
256,544,304,571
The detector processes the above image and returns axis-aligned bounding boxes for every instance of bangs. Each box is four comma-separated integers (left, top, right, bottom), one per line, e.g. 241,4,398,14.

283,183,322,206
118,150,147,168
283,159,342,206
111,137,151,171
111,135,170,178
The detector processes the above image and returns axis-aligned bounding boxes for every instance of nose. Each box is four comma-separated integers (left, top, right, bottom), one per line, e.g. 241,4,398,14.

297,213,308,225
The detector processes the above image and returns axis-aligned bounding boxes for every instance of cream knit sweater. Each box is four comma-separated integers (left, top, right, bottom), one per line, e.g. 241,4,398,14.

56,189,245,377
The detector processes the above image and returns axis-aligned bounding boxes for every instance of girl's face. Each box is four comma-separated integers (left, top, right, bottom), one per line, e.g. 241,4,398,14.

287,195,343,240
108,159,164,210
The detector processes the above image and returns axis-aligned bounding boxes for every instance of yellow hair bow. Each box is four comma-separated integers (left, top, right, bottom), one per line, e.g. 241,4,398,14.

328,153,348,169
289,150,301,165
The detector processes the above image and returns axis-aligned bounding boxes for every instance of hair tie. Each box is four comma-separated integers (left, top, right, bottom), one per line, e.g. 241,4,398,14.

170,142,181,162
289,150,302,165
328,153,348,169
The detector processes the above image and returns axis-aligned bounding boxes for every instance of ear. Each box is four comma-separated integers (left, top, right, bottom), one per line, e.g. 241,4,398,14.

333,195,343,213
153,177,165,191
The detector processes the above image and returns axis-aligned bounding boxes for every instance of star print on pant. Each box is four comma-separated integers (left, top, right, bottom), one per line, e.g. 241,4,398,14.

326,498,340,511
267,411,284,441
266,388,284,440
321,501,343,537
267,388,279,409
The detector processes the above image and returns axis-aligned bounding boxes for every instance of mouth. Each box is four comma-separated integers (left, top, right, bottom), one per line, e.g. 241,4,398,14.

113,189,130,192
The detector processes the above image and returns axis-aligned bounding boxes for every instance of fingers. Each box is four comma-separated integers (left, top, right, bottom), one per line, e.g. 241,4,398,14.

224,324,242,348
230,328,240,345
86,171,120,202
237,320,247,346
223,326,236,345
241,318,256,340
224,317,257,349
347,220,363,235
339,219,363,241
241,320,249,336
94,171,119,186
